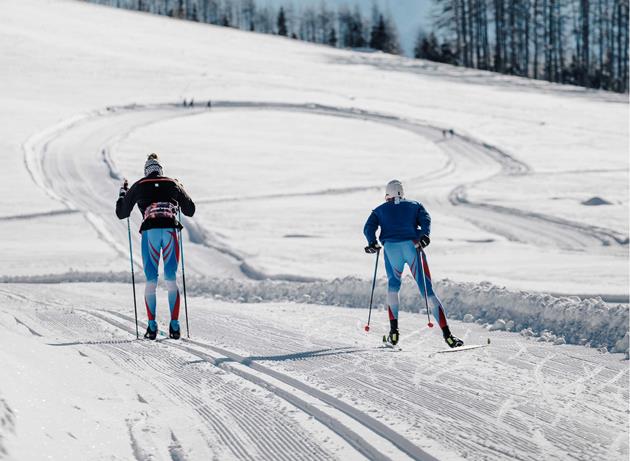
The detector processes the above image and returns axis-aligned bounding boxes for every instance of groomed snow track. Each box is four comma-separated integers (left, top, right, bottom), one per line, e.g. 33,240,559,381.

22,101,628,282
80,309,438,461
3,284,628,461
8,283,438,461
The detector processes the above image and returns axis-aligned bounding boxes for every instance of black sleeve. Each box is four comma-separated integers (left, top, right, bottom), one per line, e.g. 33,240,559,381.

176,183,196,217
115,183,138,219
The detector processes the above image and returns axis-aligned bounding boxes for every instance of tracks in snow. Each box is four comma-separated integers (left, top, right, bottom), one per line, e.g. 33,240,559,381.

81,308,437,461
3,284,434,460
3,284,628,461
21,101,627,283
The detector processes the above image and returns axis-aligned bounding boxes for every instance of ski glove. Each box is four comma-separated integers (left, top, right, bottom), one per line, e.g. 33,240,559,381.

364,242,382,254
119,179,128,198
415,235,430,248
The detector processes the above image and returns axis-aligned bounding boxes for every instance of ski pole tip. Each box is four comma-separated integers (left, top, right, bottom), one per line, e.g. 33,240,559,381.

364,325,370,332
427,322,434,328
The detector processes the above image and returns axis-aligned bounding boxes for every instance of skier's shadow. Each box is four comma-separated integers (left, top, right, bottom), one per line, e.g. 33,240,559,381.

186,346,364,366
48,338,144,346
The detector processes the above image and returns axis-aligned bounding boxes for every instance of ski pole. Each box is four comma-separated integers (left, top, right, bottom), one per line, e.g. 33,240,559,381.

364,248,380,332
126,217,139,339
418,248,434,328
178,210,190,338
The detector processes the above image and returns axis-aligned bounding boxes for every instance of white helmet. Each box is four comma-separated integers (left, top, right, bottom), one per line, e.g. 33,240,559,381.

385,180,404,200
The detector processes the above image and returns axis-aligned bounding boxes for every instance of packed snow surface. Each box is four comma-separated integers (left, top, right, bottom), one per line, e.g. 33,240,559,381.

0,0,628,460
1,283,629,461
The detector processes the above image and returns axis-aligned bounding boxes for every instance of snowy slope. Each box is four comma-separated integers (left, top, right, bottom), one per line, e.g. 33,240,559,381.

2,0,627,295
0,1,628,460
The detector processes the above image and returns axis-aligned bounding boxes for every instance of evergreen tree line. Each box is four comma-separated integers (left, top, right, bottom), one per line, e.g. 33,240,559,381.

87,0,402,54
416,0,629,93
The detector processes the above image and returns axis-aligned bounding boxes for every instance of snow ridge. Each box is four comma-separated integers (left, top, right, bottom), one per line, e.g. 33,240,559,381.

187,276,628,354
2,272,627,354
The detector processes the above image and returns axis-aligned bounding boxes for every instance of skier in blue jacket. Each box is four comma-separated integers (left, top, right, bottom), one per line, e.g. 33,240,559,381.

363,180,463,348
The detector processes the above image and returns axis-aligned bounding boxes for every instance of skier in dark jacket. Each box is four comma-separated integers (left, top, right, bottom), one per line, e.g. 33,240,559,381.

116,153,196,340
363,180,463,348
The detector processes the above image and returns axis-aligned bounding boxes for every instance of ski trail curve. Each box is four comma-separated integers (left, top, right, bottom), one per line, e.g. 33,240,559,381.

21,101,627,283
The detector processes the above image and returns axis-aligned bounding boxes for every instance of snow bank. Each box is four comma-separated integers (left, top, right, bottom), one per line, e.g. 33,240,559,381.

2,273,627,353
185,276,628,353
0,271,131,284
437,280,629,353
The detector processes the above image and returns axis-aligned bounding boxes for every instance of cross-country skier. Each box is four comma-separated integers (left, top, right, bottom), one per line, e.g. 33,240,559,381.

116,153,195,340
363,180,463,348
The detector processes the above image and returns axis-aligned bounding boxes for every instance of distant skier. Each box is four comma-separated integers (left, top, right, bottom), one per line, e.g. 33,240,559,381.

363,180,463,348
116,153,196,340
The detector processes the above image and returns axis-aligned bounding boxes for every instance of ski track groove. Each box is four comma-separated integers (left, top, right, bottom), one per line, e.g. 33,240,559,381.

33,308,337,461
99,309,440,461
2,286,628,461
114,348,262,461
109,341,331,461
82,311,399,460
200,313,537,454
189,309,627,461
110,313,542,460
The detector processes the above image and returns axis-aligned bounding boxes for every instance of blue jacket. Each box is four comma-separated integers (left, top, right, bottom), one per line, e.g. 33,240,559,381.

363,199,431,244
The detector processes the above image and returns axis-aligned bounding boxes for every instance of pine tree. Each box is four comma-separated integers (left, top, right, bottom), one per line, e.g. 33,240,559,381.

327,26,338,47
370,14,387,50
277,7,288,36
414,32,441,60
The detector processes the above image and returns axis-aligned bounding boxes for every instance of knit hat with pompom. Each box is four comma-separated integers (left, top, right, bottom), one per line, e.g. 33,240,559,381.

144,153,163,177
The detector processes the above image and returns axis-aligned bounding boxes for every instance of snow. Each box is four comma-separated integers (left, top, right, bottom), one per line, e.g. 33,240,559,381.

0,0,628,459
1,283,628,460
1,270,627,354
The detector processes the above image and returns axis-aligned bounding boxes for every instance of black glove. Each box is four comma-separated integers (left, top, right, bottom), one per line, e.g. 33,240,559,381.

364,242,382,254
119,179,128,198
415,235,430,248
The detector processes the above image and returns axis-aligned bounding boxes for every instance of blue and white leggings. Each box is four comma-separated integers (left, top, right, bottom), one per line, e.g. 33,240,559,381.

141,228,181,331
383,240,448,328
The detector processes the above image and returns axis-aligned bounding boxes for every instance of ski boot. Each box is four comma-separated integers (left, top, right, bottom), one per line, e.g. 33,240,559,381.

385,329,399,346
442,326,463,348
144,323,157,340
169,321,181,340
383,318,399,346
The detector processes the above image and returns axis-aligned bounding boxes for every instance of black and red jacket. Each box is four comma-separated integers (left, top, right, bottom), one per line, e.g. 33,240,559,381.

116,173,196,232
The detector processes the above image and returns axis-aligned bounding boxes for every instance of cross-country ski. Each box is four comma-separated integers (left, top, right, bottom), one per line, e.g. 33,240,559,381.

430,344,490,356
1,1,627,460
